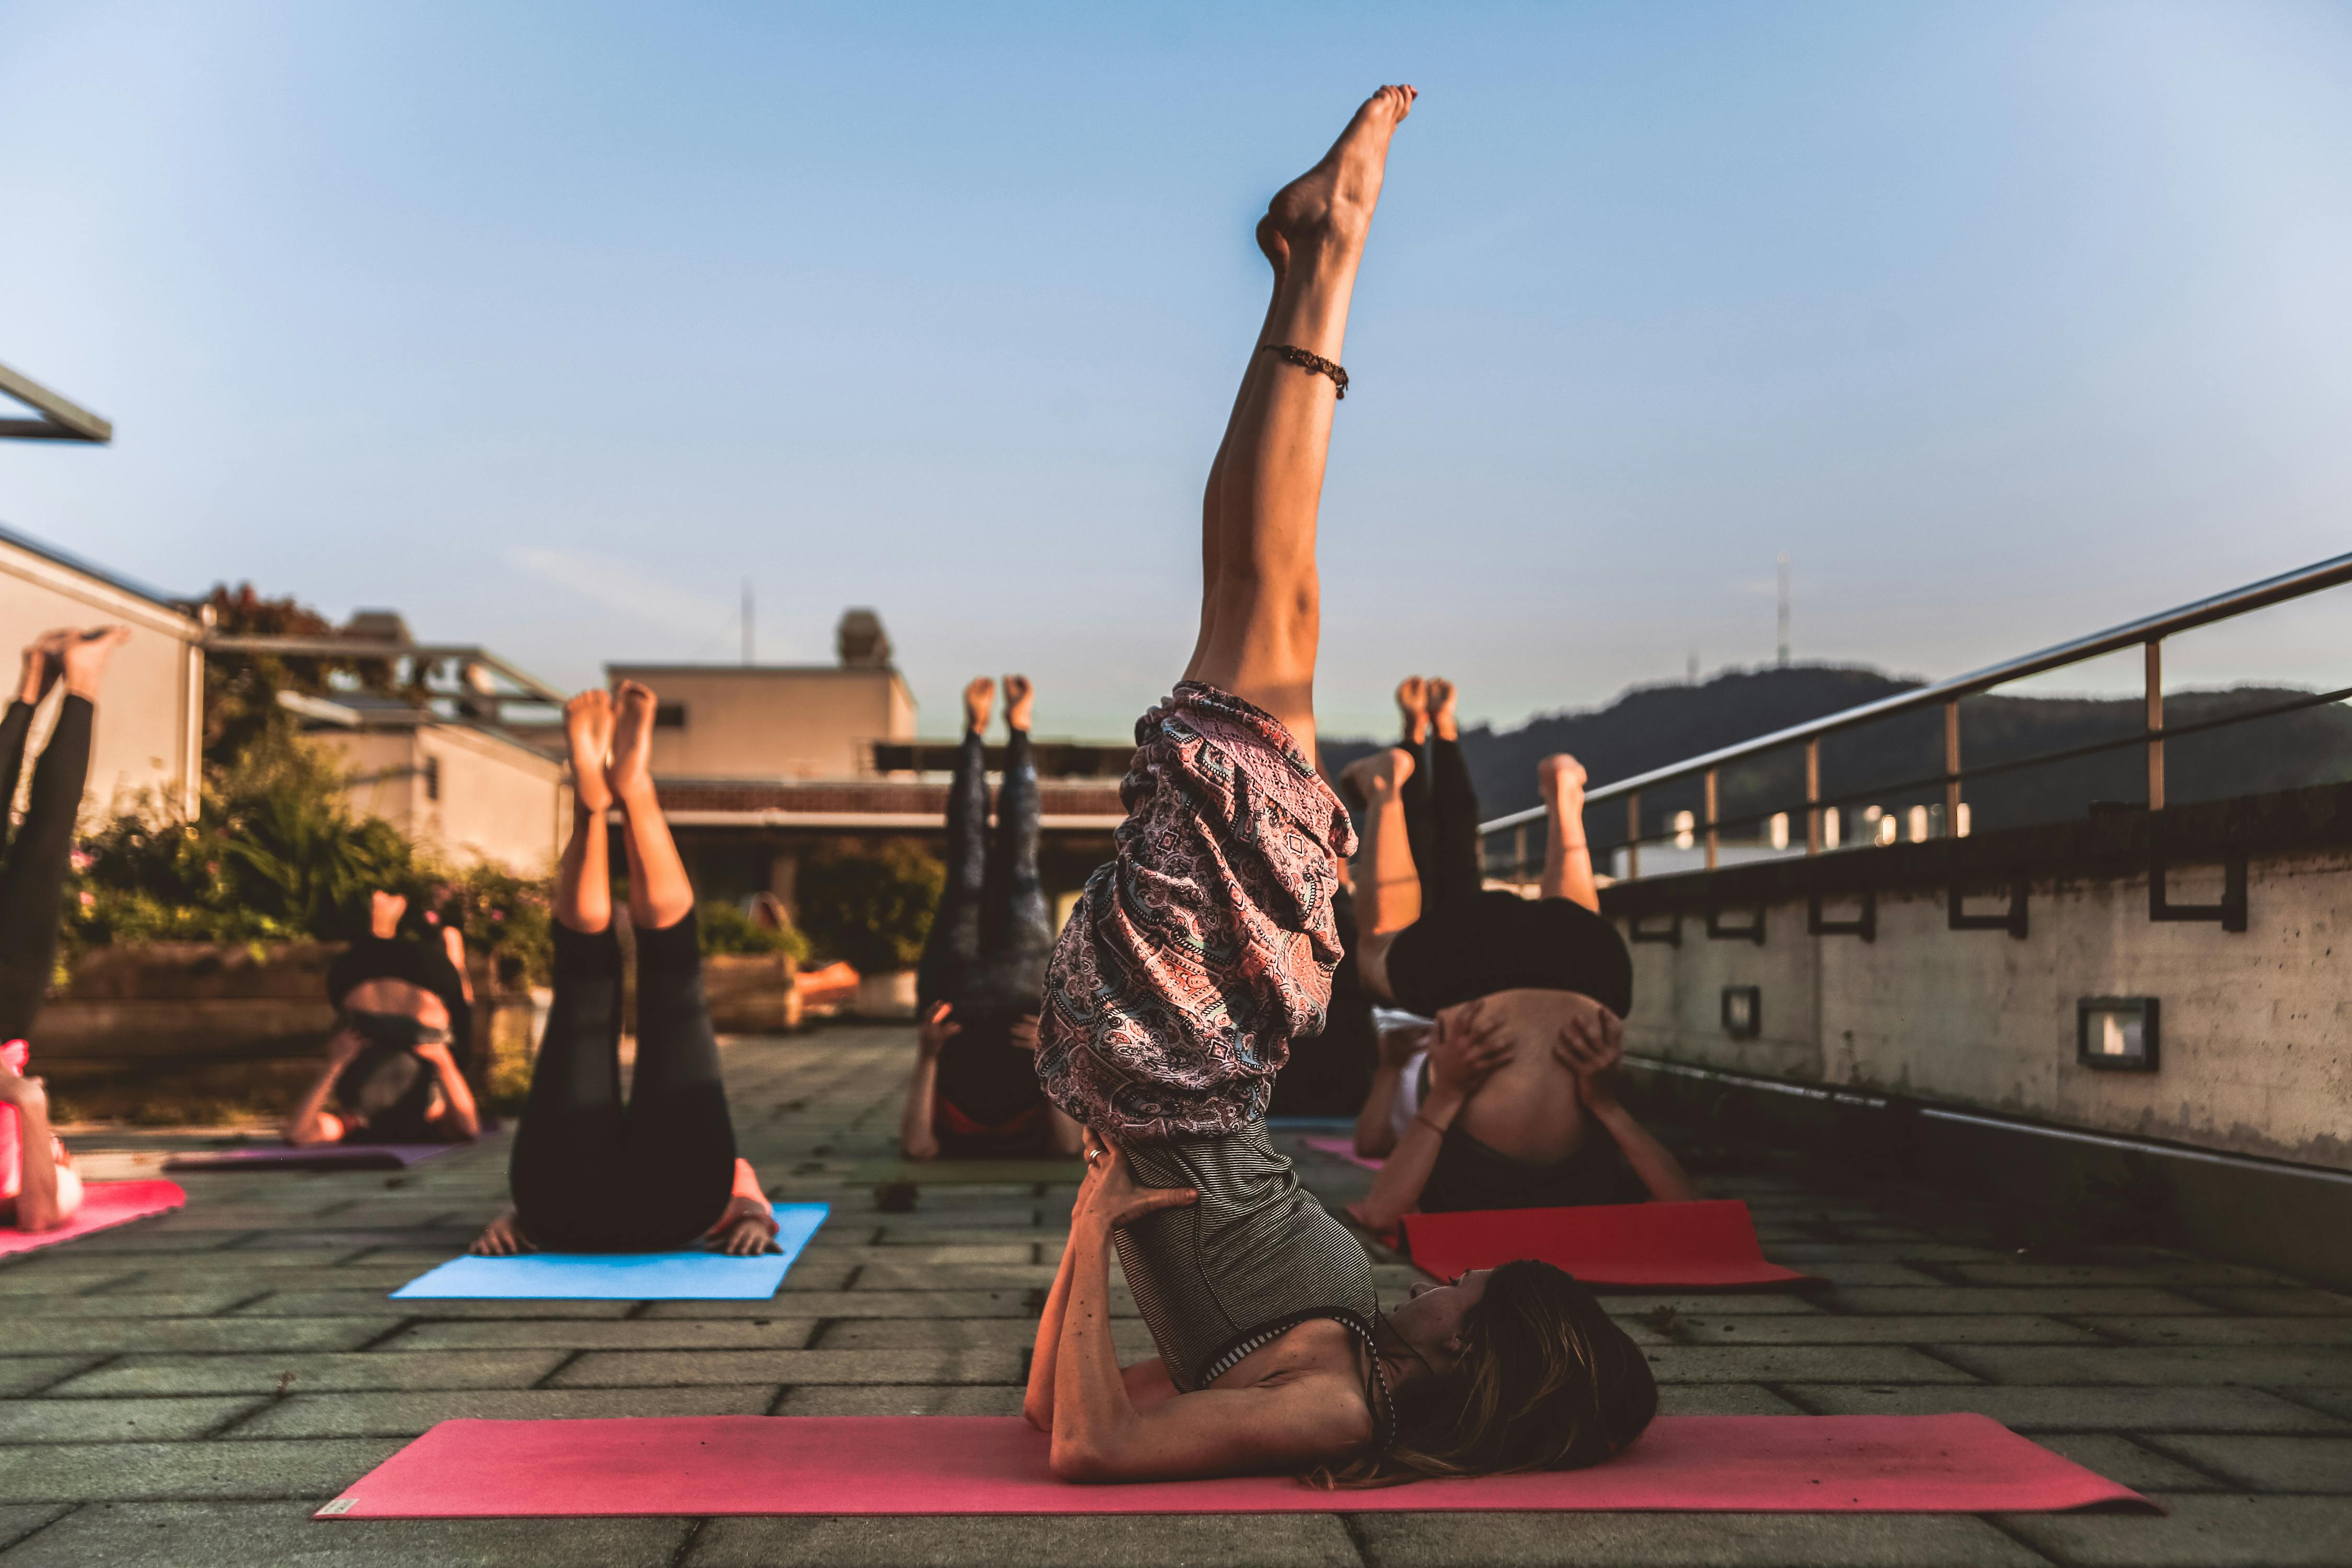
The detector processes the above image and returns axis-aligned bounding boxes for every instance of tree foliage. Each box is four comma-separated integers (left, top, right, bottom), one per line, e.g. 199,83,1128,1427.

792,840,942,976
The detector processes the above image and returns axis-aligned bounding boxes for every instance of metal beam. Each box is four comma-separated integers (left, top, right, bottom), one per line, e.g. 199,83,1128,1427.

0,361,112,443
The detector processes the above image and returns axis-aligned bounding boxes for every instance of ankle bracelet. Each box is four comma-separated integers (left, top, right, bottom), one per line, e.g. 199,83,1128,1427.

1262,343,1348,400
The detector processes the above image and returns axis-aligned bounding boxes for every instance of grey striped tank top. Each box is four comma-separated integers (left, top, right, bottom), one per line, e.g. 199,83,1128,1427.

1112,1119,1380,1393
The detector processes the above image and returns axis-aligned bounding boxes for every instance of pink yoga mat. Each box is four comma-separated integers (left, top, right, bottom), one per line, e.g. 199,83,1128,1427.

0,1178,186,1258
1300,1134,1382,1171
317,1414,2151,1519
1403,1200,1811,1289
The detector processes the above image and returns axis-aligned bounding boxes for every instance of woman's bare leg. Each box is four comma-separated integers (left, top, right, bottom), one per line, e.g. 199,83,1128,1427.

608,680,694,929
554,691,615,934
1340,747,1421,1004
1539,754,1600,912
1182,85,1416,756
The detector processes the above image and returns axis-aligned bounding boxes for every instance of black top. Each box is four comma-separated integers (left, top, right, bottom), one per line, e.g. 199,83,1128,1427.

328,934,471,1068
1385,892,1632,1019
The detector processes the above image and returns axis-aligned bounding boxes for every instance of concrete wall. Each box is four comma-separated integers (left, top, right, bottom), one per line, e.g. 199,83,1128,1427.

0,537,202,820
606,665,914,779
1618,845,2351,1172
313,723,569,873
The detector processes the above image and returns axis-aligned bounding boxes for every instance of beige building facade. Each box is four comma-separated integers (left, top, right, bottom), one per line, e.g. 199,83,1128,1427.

0,525,203,820
606,663,917,780
307,711,570,874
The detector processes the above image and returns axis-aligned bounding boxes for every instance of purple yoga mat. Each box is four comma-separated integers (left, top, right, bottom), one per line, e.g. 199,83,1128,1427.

164,1140,476,1173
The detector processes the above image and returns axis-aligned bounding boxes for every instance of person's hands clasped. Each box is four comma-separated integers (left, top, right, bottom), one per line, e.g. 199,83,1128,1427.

1377,1021,1430,1071
917,1001,960,1061
1551,994,1626,1111
1427,1001,1514,1100
1074,1127,1196,1235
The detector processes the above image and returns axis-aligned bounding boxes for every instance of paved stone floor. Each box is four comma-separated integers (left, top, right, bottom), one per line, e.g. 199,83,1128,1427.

5,1026,2348,1566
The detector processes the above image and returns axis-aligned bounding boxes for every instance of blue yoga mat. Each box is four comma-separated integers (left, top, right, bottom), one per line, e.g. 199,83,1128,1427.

390,1203,828,1300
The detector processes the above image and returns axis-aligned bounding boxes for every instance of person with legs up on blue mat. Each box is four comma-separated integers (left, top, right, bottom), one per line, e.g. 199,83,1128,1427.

1022,87,1655,1485
0,629,129,1232
901,674,1083,1161
470,683,777,1257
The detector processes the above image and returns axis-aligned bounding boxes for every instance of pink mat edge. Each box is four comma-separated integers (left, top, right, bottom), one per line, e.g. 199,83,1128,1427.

1401,1200,1820,1289
0,1178,186,1256
316,1413,2157,1520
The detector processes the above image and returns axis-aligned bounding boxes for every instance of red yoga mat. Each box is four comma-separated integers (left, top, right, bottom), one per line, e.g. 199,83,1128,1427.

0,1178,186,1258
1402,1200,1811,1289
316,1414,2151,1519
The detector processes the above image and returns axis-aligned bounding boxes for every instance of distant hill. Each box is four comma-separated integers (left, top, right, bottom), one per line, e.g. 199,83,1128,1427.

1323,665,2352,848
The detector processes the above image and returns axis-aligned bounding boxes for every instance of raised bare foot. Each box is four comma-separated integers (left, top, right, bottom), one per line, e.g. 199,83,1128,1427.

564,689,616,814
1395,676,1429,746
962,676,994,736
607,680,659,805
1539,753,1588,810
1002,674,1034,734
1342,745,1415,803
1428,677,1459,742
59,626,130,699
1260,84,1417,275
16,630,70,706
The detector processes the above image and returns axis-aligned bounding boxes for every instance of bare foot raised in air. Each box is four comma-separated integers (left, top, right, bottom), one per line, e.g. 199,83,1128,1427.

1342,745,1415,803
962,676,994,736
1396,676,1429,747
1539,753,1588,810
1427,677,1459,742
60,626,131,699
1003,674,1034,734
607,681,659,806
1257,84,1417,278
16,630,71,706
566,689,616,814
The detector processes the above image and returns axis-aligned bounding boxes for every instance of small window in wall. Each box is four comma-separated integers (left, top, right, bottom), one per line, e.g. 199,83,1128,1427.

423,757,441,801
1721,985,1761,1039
656,703,688,729
2078,997,2158,1072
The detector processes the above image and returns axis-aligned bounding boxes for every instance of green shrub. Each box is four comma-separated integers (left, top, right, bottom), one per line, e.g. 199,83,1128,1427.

698,900,811,963
793,840,943,976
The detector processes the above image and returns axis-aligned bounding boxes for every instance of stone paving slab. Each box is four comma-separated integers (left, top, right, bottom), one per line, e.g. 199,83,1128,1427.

1779,1383,2351,1431
1826,1287,2219,1316
0,1317,396,1355
1997,1493,2352,1566
0,1399,262,1444
2184,1288,2352,1316
2142,1434,2352,1493
0,1502,692,1567
549,1348,1024,1388
3,1290,261,1319
0,1361,99,1400
0,1271,139,1297
2078,1317,2352,1346
686,1514,1363,1568
44,1351,566,1398
2032,1434,2228,1493
1932,1345,2352,1388
644,1291,1036,1320
1669,1314,2101,1345
1641,1347,1981,1383
385,1319,823,1352
771,1385,1028,1416
0,1440,400,1503
232,1290,635,1319
1345,1512,2049,1566
222,1385,780,1438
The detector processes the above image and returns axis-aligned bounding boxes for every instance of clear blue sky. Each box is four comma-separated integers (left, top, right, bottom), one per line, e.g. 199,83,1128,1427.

5,1,2349,740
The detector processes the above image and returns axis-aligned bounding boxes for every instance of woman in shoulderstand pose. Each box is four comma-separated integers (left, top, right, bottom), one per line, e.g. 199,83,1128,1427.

1023,87,1656,1485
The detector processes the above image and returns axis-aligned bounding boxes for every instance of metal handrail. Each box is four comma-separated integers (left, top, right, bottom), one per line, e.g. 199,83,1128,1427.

1480,549,2352,843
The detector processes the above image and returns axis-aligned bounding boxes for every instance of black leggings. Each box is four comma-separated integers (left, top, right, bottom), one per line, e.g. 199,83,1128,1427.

1398,734,1481,920
917,725,1052,1017
0,697,91,1043
508,914,738,1251
1385,735,1632,1018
